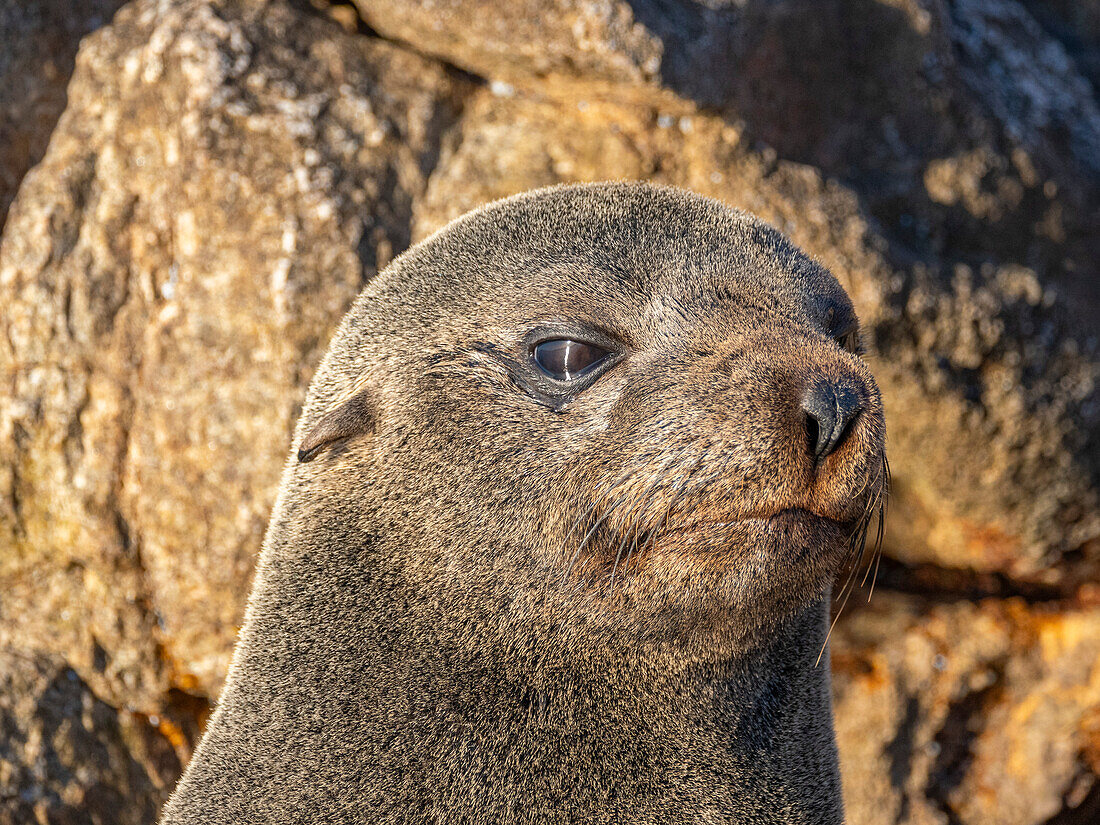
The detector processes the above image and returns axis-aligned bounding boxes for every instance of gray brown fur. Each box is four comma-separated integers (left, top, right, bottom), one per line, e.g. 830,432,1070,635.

161,182,886,824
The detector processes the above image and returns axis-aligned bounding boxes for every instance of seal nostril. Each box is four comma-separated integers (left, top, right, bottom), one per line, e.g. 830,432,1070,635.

801,378,863,460
804,412,821,458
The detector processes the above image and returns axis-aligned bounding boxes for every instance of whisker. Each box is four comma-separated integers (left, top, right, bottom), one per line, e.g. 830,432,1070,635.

618,458,681,591
866,529,883,601
617,524,645,594
828,535,865,641
566,500,600,538
819,480,880,667
866,454,890,602
579,502,617,554
858,473,885,588
817,573,857,668
642,445,709,557
562,499,622,584
544,499,599,588
607,456,679,595
608,529,633,595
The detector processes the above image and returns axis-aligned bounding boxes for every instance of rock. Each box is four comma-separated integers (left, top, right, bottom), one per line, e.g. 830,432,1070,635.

951,0,1100,179
1023,0,1100,91
0,0,471,713
0,0,126,229
352,0,663,86
0,646,181,825
832,593,1100,824
359,0,1100,328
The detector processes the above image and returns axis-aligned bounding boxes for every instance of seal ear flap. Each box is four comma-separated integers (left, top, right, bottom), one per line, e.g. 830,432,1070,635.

297,388,375,463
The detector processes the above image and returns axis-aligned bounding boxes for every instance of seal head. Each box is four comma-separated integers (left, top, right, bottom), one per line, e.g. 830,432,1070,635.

162,182,886,824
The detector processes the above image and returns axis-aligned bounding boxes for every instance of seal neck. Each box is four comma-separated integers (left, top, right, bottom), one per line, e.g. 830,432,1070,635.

363,591,844,823
176,531,844,824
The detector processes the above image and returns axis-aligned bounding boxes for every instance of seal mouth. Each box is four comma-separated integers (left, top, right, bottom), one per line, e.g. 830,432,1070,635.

656,507,852,542
564,453,890,595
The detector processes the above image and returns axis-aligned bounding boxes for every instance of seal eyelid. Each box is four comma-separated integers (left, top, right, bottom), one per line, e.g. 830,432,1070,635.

823,304,863,355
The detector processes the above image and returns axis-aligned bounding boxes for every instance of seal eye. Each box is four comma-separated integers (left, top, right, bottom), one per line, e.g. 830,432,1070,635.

533,339,611,381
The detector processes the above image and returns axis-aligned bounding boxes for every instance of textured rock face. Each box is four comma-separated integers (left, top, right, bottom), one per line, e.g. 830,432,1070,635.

362,0,1100,324
0,648,181,825
1,0,1098,822
0,0,127,230
0,0,468,713
833,593,1100,824
353,0,663,84
1024,0,1100,100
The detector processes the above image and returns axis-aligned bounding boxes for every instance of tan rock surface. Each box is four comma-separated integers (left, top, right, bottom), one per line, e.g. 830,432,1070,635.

833,593,1100,823
352,0,663,86
0,0,470,713
359,0,1100,329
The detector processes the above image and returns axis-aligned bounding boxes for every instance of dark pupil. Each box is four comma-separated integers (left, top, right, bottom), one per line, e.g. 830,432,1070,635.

534,339,607,380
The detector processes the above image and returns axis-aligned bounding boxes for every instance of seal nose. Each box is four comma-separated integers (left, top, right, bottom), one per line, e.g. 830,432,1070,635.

801,377,863,460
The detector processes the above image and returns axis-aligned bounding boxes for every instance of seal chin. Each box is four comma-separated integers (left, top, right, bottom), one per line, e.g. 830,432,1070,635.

753,508,857,560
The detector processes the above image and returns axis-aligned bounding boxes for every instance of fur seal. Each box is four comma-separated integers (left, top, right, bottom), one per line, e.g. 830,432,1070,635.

161,182,887,824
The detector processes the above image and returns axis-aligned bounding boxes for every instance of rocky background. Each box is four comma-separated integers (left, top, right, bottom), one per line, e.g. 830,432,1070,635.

1,0,1099,822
